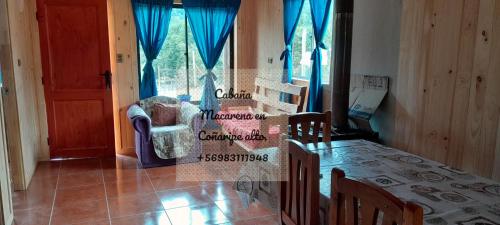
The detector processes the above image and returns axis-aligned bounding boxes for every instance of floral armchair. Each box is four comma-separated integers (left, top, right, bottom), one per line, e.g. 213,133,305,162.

127,96,203,168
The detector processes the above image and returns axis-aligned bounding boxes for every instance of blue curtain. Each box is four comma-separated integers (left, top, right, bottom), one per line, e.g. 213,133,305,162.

132,0,173,99
184,0,240,126
280,0,305,102
307,0,332,112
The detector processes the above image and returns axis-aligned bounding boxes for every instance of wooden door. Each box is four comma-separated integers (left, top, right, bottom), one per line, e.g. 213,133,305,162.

37,0,115,158
0,85,14,225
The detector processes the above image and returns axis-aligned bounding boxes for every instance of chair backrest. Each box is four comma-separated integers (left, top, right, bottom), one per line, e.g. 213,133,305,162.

329,169,423,225
253,77,307,114
281,140,320,225
289,111,332,144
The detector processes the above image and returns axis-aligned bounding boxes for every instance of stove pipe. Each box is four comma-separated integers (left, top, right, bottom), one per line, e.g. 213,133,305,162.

331,0,353,131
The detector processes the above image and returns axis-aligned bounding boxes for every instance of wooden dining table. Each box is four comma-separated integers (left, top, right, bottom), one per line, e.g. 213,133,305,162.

302,140,500,225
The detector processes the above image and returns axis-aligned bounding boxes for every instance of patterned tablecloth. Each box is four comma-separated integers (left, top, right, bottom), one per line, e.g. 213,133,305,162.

310,140,500,225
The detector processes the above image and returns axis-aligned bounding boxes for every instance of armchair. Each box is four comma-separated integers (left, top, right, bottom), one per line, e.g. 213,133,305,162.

127,96,203,168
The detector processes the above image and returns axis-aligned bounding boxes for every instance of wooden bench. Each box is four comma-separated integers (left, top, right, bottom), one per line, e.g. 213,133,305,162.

219,77,307,151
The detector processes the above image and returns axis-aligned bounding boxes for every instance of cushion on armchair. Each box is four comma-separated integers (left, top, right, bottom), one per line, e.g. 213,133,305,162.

138,96,178,117
151,103,177,126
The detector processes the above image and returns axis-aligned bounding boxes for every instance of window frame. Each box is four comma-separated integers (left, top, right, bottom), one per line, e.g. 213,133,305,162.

290,0,334,84
135,3,234,101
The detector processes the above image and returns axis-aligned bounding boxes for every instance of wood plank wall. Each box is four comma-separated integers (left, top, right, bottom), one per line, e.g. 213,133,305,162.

236,0,284,93
108,0,140,156
395,0,500,180
1,0,43,190
235,0,258,92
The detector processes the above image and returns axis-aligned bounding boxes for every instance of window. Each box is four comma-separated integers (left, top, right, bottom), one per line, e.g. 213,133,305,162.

292,0,334,83
138,6,230,101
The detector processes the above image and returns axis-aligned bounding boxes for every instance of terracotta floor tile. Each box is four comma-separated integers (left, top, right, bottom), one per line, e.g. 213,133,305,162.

101,156,139,170
57,171,103,189
111,211,172,225
150,174,202,191
60,158,101,175
204,182,240,201
51,199,109,225
146,166,177,179
60,158,101,166
26,175,59,192
157,186,213,209
59,166,101,176
54,184,106,208
214,199,274,221
107,193,164,218
13,207,51,225
231,215,280,225
173,165,231,184
13,159,280,225
105,176,155,198
166,204,230,225
68,219,111,225
32,161,61,178
102,167,146,182
12,190,55,211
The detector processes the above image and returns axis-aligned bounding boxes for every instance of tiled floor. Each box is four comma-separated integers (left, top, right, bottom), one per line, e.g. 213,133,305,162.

12,156,279,225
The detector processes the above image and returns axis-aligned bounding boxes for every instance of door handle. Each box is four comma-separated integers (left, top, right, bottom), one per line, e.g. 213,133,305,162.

100,70,112,89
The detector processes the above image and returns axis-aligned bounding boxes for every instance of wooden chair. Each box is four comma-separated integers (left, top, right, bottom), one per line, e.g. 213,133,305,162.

289,111,332,144
280,140,320,225
329,168,423,225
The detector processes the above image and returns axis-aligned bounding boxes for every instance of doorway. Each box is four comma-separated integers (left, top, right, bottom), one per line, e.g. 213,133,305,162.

37,0,116,158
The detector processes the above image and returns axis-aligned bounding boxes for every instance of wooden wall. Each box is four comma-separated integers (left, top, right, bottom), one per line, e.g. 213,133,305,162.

27,0,49,161
0,90,14,225
1,0,43,190
0,0,23,189
108,0,140,156
395,0,500,180
236,0,283,93
234,0,257,92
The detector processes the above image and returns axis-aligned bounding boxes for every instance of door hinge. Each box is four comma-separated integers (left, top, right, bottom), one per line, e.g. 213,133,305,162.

47,137,50,145
41,77,45,85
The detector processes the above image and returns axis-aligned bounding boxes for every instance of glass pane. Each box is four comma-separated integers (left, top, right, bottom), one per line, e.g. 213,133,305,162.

292,0,334,84
138,7,230,101
139,8,188,98
186,22,228,101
